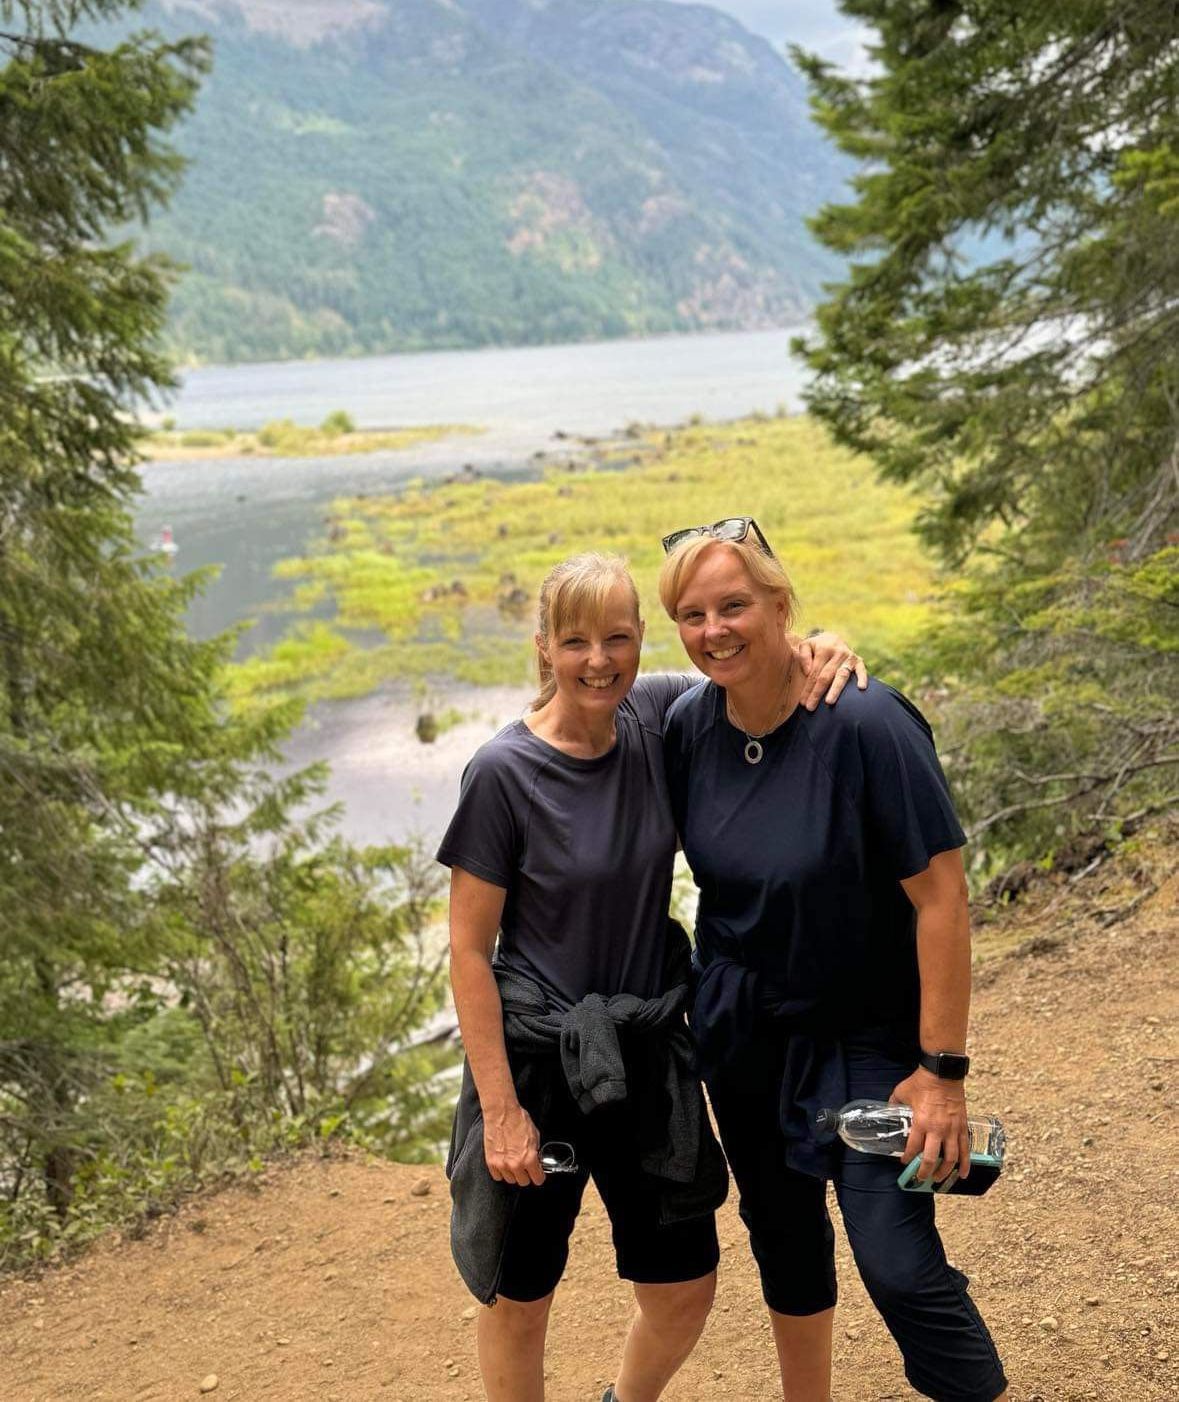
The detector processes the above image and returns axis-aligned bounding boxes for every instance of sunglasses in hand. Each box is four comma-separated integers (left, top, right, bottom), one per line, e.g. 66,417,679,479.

539,1140,579,1175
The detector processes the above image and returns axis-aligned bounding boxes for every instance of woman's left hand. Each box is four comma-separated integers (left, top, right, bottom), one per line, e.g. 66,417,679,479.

890,1067,972,1183
794,632,868,710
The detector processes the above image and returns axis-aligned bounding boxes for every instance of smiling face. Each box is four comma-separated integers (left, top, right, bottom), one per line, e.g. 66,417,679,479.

538,580,644,712
671,542,788,688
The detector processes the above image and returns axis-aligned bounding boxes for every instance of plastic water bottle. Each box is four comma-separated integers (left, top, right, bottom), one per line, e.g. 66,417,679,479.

815,1100,1007,1165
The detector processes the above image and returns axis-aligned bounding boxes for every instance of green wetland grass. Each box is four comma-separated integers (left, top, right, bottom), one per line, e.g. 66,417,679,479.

225,416,940,711
145,415,479,462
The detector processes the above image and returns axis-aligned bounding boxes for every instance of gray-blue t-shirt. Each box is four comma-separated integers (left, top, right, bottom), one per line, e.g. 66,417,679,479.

437,674,695,1005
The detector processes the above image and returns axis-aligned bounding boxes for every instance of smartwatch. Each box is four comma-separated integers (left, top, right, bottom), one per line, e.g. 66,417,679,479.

918,1050,970,1080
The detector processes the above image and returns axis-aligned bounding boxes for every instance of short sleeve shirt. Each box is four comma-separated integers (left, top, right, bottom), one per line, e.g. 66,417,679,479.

663,678,966,1038
437,674,696,1005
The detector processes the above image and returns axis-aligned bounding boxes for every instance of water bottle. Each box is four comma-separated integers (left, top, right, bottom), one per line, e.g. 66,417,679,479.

815,1100,1006,1195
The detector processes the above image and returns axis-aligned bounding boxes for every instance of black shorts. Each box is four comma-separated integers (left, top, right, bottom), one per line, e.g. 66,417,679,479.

497,1075,720,1303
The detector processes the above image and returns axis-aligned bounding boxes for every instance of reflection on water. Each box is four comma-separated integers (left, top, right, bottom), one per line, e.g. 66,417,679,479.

281,683,535,845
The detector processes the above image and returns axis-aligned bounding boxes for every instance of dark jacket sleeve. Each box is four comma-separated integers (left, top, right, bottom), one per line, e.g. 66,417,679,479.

446,1063,512,1303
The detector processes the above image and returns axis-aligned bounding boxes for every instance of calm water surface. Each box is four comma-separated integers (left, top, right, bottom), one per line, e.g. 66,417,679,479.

138,328,805,838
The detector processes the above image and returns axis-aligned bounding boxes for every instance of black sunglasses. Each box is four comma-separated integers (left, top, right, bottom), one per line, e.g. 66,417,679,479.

660,516,774,557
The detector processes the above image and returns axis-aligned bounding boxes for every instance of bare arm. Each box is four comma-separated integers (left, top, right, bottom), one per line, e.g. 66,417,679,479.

792,630,869,710
889,848,973,1182
449,866,544,1186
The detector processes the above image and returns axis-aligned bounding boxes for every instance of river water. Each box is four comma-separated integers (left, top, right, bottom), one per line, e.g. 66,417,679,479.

137,327,809,841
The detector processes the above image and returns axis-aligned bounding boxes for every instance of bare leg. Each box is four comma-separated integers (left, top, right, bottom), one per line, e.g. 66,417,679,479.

768,1304,834,1402
476,1292,553,1402
612,1272,716,1402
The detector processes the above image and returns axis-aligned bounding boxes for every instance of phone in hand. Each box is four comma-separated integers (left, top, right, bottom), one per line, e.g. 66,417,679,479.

896,1152,1003,1196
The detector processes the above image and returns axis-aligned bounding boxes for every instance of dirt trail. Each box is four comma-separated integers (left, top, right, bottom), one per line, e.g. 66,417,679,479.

1,848,1175,1402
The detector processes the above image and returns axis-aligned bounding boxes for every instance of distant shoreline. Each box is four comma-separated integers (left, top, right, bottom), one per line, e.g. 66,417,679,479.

141,421,482,464
166,322,812,377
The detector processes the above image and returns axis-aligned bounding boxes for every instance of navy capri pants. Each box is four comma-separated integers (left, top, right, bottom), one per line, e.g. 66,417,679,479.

708,1040,1008,1402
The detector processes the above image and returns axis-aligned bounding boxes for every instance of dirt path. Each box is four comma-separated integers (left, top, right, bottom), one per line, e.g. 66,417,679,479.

1,850,1175,1402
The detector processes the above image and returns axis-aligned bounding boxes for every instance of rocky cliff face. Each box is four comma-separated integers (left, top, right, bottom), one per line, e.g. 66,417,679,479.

145,0,850,362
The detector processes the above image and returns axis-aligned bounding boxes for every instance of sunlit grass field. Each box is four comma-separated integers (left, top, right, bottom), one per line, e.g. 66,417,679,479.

225,415,942,710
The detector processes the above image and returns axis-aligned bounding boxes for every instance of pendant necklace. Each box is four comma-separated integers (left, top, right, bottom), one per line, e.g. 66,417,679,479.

727,654,795,765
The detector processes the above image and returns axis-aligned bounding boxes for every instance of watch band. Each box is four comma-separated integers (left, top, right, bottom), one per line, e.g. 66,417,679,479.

918,1049,970,1080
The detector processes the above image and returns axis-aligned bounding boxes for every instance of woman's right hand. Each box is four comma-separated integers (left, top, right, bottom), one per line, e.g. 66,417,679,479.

483,1101,545,1186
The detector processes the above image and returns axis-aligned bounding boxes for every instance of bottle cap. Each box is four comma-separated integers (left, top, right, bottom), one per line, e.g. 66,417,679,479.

813,1108,838,1142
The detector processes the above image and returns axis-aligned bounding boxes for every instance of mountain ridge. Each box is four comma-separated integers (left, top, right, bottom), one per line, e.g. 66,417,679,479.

137,0,850,364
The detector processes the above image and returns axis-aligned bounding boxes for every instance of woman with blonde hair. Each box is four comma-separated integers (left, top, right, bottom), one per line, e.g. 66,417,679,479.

439,550,862,1402
658,519,1007,1402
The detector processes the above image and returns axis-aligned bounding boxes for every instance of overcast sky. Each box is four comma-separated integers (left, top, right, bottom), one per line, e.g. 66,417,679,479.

667,0,873,72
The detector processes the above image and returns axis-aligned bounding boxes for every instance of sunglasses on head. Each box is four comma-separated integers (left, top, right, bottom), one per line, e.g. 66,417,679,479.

660,516,774,557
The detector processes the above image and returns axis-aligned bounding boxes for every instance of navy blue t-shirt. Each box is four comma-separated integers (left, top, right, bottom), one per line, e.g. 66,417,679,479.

663,677,966,1041
437,674,694,1006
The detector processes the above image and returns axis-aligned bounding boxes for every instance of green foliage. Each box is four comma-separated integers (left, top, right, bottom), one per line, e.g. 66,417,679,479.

156,821,453,1151
226,415,939,709
257,417,297,449
320,408,355,436
0,3,459,1272
111,0,849,363
794,1,1179,868
0,0,214,1248
138,416,471,460
178,428,232,447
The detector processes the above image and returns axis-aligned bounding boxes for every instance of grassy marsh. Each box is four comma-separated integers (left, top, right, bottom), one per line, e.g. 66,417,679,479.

144,416,479,462
225,415,941,711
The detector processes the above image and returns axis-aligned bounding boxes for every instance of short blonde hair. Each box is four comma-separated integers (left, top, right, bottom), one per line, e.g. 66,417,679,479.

658,536,797,631
531,553,641,709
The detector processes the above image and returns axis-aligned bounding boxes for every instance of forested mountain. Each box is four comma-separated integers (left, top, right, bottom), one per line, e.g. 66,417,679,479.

137,0,848,362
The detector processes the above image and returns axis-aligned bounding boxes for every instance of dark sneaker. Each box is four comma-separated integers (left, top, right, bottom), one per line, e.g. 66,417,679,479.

601,1390,616,1402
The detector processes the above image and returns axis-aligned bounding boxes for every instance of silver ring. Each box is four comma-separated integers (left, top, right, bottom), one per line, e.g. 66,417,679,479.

837,662,853,674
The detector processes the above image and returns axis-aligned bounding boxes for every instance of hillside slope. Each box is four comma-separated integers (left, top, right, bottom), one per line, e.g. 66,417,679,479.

1,846,1174,1400
133,0,848,362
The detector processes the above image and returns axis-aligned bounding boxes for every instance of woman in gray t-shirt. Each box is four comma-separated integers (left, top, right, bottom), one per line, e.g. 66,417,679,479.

439,551,860,1402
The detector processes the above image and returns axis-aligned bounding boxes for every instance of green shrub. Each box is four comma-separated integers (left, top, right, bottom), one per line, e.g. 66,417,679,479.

258,418,297,448
179,429,230,447
321,409,356,436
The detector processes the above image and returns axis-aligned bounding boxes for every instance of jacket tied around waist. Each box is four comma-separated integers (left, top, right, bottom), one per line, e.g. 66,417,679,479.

446,920,729,1305
691,948,850,1181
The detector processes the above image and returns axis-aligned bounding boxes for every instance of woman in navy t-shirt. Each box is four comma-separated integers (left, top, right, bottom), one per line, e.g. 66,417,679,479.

658,523,1008,1402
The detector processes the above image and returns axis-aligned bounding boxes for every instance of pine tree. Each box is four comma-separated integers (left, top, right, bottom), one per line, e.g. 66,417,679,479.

794,2,1179,866
0,0,219,1222
1,13,455,1260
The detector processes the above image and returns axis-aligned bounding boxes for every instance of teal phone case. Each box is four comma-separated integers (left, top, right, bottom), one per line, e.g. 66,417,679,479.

896,1152,1003,1196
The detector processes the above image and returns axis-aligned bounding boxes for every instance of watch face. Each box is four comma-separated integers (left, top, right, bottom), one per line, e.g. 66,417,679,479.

923,1051,970,1079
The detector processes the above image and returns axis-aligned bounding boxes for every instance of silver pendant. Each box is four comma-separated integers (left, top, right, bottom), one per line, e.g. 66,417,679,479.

744,739,763,765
